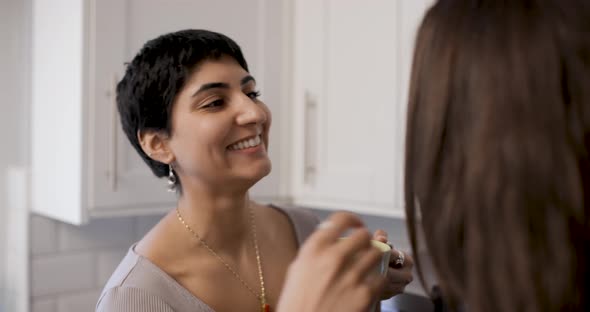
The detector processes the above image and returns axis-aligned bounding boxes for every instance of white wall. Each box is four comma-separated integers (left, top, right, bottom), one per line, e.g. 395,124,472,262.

0,0,31,184
1,0,32,310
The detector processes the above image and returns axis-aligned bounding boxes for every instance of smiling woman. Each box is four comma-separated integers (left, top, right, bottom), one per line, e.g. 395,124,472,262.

95,29,307,312
96,29,412,312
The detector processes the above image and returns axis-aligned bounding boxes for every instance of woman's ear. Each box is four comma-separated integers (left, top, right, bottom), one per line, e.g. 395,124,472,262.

138,130,175,164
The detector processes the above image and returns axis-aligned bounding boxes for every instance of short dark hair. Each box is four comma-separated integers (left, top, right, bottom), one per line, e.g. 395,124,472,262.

116,29,249,189
405,1,590,311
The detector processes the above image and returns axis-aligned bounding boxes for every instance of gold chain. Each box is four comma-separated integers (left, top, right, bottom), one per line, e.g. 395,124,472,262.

176,206,268,311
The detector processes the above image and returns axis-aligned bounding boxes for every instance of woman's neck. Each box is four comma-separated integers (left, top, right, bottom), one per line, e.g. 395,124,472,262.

175,187,254,256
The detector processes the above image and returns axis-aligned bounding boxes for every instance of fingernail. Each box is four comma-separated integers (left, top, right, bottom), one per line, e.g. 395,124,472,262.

316,221,334,230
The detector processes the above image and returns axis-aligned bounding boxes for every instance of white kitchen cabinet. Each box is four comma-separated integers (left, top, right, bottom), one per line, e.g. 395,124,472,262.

290,0,433,217
31,0,290,224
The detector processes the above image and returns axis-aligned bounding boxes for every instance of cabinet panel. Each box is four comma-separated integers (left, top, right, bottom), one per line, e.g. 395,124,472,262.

320,0,398,201
375,0,435,211
89,0,176,213
292,0,432,217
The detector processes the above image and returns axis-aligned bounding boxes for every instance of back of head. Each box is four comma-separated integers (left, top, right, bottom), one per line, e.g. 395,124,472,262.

404,1,590,311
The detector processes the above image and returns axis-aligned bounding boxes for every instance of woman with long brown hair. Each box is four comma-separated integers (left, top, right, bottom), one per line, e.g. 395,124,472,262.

404,1,590,311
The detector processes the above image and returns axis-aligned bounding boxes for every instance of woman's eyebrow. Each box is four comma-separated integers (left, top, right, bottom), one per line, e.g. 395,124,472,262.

191,75,256,97
192,82,229,97
241,75,256,86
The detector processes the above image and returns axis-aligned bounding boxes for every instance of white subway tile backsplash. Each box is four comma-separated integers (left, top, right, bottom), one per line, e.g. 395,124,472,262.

135,214,164,240
31,297,57,312
57,289,102,312
31,252,96,297
30,216,142,305
58,217,136,252
96,249,128,287
31,214,58,255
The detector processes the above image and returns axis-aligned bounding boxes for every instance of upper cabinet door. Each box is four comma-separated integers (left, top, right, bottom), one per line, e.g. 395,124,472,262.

88,0,176,217
291,0,433,217
32,0,288,224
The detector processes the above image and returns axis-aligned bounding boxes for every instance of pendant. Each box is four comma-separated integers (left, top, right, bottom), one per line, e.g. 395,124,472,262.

261,303,270,312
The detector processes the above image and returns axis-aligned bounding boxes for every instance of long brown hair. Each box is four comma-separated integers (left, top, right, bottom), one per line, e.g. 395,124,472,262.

405,1,590,311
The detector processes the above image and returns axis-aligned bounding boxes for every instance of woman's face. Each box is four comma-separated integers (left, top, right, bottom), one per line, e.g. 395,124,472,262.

167,56,272,191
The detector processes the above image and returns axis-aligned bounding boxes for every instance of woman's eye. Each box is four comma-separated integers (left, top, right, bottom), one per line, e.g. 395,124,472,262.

247,91,261,100
202,99,224,109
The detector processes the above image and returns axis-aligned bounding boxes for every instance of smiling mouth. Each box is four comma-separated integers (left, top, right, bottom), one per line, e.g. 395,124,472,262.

227,135,263,151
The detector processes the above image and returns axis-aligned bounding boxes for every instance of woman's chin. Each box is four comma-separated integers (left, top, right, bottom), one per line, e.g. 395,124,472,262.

253,161,272,181
240,162,272,187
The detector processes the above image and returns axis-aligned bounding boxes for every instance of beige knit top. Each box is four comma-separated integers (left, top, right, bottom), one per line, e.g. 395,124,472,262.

96,205,320,312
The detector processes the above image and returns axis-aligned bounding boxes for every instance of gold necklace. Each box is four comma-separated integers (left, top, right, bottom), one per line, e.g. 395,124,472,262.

176,206,270,312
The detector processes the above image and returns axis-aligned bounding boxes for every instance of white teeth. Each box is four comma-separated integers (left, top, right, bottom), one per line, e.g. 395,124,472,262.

229,135,262,151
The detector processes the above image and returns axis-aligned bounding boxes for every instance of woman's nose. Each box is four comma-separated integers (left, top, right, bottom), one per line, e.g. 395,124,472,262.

235,96,267,126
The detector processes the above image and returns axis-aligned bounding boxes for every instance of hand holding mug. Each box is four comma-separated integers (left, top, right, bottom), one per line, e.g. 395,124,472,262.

372,229,414,300
276,212,387,312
